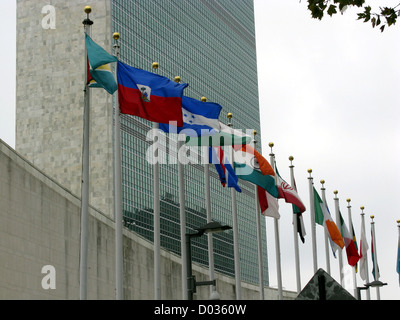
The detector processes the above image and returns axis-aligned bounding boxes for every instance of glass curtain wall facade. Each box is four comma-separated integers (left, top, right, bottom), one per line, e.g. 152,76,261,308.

112,0,268,286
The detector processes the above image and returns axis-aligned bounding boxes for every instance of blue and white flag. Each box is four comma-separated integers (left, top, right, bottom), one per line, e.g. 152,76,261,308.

159,96,222,136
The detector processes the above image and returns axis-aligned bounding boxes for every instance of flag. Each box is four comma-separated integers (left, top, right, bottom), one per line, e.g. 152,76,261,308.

210,146,241,192
234,145,278,198
371,229,380,280
159,96,222,136
185,122,252,146
313,187,345,254
117,60,188,126
291,176,306,243
351,223,359,272
85,33,118,94
397,225,400,286
359,218,369,281
275,165,306,213
257,186,280,219
339,212,360,267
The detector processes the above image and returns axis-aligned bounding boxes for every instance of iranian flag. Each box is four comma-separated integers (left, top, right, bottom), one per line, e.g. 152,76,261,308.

275,165,306,213
340,212,360,267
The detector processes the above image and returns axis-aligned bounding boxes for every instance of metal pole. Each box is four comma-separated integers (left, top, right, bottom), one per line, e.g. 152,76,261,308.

269,143,283,300
227,113,241,300
112,32,123,300
204,146,216,296
346,198,358,298
360,208,371,300
253,132,264,299
80,6,93,300
333,190,344,285
289,156,301,294
370,215,380,299
152,62,161,300
307,169,318,273
320,180,331,275
179,139,187,299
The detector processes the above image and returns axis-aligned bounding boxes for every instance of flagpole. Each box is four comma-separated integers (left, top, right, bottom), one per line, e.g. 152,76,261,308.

370,215,380,300
201,97,216,298
360,206,371,299
112,32,124,300
177,78,188,300
289,156,301,294
253,131,264,300
152,62,161,300
320,180,331,275
268,143,283,300
346,198,357,298
333,190,344,285
227,113,242,300
80,6,93,300
307,169,318,273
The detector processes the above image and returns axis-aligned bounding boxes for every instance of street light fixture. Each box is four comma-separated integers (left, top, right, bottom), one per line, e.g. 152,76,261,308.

356,280,387,300
186,221,232,300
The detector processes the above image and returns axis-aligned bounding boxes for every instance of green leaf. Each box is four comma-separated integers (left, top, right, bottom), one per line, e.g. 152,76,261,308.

327,4,337,16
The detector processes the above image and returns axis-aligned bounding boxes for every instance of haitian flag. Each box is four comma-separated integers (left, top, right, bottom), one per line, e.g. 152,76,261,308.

117,61,188,126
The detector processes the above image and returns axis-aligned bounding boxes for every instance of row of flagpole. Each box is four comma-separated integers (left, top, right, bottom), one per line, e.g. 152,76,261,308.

79,7,398,301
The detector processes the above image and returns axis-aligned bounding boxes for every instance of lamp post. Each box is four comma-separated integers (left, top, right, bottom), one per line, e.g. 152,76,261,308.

186,221,232,300
356,280,387,300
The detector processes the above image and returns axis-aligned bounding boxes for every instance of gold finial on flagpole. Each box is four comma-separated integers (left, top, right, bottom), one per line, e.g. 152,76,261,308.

201,96,207,102
113,32,120,40
84,6,92,14
152,62,159,70
227,113,233,127
370,215,375,222
83,6,93,26
269,142,274,155
174,76,181,83
396,219,400,225
289,156,294,167
320,179,325,190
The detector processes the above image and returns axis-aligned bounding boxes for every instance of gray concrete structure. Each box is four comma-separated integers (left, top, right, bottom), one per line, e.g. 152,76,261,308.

16,0,114,218
0,139,296,299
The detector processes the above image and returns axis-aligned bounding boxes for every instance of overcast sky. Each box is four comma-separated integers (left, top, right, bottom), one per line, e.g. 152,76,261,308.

1,0,399,300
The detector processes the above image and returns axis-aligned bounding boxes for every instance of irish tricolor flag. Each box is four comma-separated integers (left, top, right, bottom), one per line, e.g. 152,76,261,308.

313,187,344,254
339,212,360,267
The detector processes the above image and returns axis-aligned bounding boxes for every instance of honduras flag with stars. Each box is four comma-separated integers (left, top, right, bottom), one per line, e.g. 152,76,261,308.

159,96,222,137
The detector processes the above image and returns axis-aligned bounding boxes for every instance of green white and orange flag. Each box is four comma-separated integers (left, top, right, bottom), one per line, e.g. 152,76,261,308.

313,187,344,255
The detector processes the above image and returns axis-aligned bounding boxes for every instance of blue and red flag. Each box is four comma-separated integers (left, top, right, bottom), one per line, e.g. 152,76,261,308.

117,61,188,126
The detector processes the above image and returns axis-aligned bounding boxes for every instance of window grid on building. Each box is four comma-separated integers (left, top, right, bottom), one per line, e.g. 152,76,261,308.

112,0,268,286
